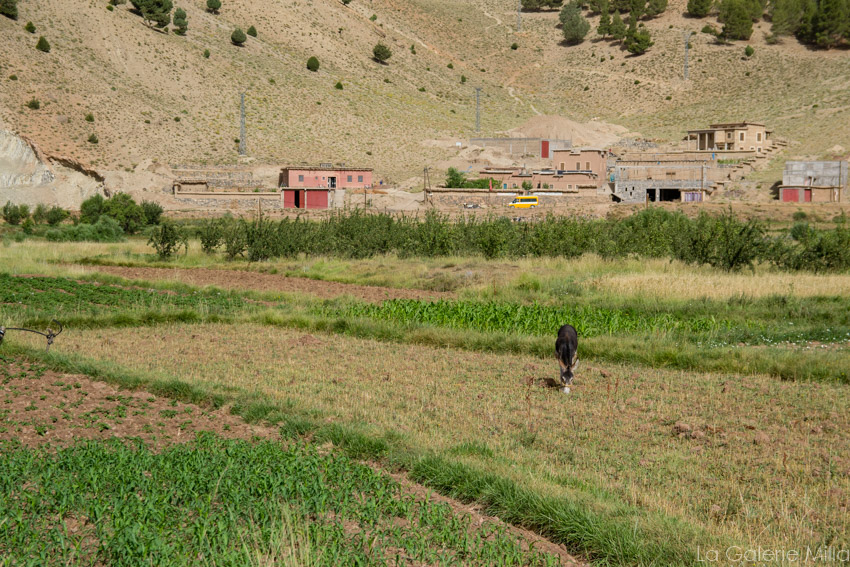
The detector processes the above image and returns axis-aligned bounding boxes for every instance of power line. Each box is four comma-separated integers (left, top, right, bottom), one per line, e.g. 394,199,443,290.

475,87,482,133
238,92,247,156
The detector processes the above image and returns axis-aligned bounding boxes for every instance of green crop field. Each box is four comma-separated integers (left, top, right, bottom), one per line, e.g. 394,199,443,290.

1,220,849,566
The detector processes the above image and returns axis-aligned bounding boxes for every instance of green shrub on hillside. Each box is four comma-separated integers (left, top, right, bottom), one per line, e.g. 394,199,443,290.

0,0,18,20
206,0,220,13
24,21,35,33
610,11,627,41
307,56,320,72
26,98,40,110
373,42,392,63
102,193,145,234
87,133,99,144
35,36,50,53
625,25,654,54
231,27,246,45
247,25,257,37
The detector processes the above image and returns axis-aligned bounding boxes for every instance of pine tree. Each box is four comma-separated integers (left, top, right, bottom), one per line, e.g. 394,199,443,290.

35,36,51,52
721,0,754,38
645,0,668,17
131,0,172,28
770,0,805,35
610,10,627,41
598,0,612,36
629,0,645,18
0,0,17,20
813,0,848,47
626,24,654,52
247,25,257,37
173,7,187,35
206,0,221,13
559,1,591,44
231,27,246,45
687,0,713,16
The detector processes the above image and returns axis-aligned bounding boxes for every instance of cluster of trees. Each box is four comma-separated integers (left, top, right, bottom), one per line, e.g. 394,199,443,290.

521,0,565,9
557,0,656,53
2,202,69,230
189,208,850,273
770,0,850,47
443,168,501,189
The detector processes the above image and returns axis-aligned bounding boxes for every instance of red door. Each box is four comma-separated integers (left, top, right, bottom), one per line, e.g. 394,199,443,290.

804,189,812,202
541,140,550,159
782,188,798,202
283,190,296,208
305,190,329,209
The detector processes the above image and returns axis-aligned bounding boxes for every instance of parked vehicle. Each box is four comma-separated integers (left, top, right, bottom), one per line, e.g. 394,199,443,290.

508,196,538,209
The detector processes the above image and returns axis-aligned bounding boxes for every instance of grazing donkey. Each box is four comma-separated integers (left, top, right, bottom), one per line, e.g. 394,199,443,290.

555,324,579,393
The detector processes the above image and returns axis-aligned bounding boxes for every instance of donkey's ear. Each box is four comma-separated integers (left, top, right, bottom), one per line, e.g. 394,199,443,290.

571,357,579,371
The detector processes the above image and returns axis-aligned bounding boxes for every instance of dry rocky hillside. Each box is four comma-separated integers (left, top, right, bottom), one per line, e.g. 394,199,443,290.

1,0,850,203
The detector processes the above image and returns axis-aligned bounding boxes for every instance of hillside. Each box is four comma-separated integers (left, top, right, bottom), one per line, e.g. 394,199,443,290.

1,0,850,188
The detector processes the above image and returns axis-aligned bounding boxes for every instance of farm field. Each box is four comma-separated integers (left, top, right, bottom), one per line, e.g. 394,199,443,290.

1,232,849,565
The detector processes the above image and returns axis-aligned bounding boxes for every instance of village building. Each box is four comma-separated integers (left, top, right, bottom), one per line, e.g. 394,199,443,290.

779,160,848,203
426,148,610,208
686,122,772,153
278,165,372,209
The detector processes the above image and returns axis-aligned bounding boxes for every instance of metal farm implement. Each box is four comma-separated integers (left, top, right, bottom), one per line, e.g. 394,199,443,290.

0,320,63,352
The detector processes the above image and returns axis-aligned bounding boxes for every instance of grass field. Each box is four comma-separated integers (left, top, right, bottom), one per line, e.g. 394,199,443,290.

1,236,849,565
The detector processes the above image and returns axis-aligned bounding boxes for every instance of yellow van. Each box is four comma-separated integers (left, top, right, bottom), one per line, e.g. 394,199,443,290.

508,196,539,209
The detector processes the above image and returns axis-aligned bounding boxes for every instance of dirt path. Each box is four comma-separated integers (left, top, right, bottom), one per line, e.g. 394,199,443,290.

1,358,582,566
76,265,453,302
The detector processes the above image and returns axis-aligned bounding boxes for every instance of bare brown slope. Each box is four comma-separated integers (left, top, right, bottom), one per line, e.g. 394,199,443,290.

2,0,850,185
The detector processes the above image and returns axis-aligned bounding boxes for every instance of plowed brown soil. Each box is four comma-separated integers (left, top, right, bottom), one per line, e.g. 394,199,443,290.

77,265,452,302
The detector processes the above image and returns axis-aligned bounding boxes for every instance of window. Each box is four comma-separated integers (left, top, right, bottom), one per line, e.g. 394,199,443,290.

347,175,353,182
757,133,762,142
298,175,304,182
727,132,733,139
575,162,581,170
559,162,565,170
358,175,363,182
585,161,590,170
739,133,745,141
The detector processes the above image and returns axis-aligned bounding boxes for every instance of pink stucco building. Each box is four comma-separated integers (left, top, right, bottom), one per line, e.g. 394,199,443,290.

278,165,373,209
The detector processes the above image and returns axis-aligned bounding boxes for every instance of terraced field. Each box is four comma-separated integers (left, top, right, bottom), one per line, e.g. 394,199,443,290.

1,235,849,565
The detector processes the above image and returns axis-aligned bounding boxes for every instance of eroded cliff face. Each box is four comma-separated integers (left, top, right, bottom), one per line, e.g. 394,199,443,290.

0,127,105,209
0,129,55,189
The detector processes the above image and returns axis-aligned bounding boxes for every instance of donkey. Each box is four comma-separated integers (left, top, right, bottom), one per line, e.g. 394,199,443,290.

555,324,579,393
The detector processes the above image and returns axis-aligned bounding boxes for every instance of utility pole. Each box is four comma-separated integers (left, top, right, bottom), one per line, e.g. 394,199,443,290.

475,87,482,133
517,0,522,32
683,32,693,80
238,93,247,156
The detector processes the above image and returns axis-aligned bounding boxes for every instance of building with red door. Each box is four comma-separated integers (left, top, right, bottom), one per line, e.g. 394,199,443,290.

279,165,373,209
779,161,847,203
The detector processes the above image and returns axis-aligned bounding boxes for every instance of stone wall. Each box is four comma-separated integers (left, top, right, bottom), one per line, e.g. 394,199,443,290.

170,166,263,190
171,192,284,211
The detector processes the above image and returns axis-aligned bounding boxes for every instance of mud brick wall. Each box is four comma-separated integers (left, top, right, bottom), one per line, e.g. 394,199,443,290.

172,193,284,211
171,167,260,190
